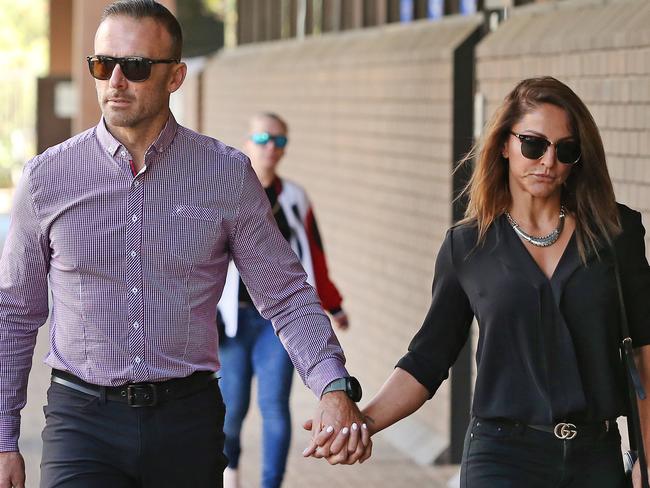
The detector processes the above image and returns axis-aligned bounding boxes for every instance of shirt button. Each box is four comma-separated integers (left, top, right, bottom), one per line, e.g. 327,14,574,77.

130,250,137,258
131,214,138,222
133,322,139,329
120,151,127,157
131,287,138,294
134,356,141,364
133,180,140,187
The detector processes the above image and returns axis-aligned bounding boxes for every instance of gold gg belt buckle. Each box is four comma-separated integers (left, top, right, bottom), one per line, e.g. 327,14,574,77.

553,422,577,440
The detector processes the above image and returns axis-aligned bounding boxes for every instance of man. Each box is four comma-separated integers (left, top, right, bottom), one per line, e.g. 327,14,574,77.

0,2,369,487
218,113,350,488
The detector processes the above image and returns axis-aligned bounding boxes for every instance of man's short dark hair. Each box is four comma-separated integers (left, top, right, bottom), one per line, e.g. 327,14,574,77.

102,0,183,59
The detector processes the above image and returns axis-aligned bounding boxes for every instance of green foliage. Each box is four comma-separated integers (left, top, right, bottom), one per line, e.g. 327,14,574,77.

203,0,227,16
203,0,237,47
0,0,48,184
0,0,48,74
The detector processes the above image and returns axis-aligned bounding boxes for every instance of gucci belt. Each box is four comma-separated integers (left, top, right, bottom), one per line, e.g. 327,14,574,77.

528,420,610,440
553,422,578,439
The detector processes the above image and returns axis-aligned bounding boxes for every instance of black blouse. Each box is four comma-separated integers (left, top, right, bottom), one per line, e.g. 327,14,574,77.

397,203,650,424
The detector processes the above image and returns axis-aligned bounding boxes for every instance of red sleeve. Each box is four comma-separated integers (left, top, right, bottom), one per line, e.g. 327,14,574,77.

305,206,343,313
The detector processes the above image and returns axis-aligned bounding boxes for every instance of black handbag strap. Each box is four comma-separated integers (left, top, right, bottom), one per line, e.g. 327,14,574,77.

613,249,649,487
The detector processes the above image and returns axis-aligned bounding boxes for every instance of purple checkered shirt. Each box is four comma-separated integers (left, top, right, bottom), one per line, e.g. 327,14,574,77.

0,115,348,452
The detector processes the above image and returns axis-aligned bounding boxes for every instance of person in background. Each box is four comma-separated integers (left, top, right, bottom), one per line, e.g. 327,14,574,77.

306,77,650,487
0,2,368,487
218,112,349,488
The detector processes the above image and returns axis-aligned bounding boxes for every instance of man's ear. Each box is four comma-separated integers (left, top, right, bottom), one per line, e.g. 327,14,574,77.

168,62,187,94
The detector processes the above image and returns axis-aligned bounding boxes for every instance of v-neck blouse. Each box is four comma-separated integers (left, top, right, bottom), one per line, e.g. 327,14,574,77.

397,203,650,424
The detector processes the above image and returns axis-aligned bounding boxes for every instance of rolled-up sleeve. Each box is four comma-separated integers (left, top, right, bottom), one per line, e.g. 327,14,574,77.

396,228,474,398
0,162,50,451
229,162,347,397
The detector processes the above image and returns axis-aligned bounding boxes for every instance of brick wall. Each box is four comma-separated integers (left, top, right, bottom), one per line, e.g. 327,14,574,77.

201,15,482,455
476,0,650,254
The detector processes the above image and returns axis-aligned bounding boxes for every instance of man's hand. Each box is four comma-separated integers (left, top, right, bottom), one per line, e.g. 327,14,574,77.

302,391,371,465
0,451,25,488
331,311,349,331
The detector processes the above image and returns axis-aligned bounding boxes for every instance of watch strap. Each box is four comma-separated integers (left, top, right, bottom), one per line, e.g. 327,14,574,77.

321,378,347,397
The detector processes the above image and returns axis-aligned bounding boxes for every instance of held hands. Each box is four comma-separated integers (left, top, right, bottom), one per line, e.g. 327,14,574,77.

302,391,372,465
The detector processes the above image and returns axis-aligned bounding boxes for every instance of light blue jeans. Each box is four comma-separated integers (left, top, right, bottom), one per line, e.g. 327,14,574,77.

219,305,294,488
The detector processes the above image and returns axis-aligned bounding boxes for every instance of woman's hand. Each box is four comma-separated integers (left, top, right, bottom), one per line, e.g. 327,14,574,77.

302,418,373,465
301,391,372,464
631,459,650,487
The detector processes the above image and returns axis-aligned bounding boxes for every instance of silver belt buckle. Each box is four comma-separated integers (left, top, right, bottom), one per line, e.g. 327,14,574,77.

553,422,577,440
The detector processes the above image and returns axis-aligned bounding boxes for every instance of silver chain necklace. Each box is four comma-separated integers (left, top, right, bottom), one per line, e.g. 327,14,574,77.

505,206,566,247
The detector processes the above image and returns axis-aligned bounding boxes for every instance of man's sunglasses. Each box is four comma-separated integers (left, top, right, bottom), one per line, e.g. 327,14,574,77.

86,55,179,82
251,132,288,149
510,132,581,165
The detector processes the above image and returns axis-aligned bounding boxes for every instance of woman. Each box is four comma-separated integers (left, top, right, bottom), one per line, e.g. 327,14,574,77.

307,77,650,486
218,112,349,488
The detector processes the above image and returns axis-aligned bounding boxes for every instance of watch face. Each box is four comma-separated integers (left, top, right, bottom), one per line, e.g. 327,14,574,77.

347,376,362,402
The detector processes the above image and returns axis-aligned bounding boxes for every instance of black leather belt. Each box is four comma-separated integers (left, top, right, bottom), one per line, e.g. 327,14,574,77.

475,417,613,441
51,369,219,407
528,420,611,440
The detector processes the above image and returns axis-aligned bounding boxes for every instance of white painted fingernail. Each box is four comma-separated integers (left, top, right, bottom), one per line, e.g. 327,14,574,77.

352,423,358,431
342,427,349,435
362,423,368,429
302,447,310,455
326,425,334,433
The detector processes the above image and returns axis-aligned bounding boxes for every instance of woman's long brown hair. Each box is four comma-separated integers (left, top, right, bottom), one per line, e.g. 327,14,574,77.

460,76,620,262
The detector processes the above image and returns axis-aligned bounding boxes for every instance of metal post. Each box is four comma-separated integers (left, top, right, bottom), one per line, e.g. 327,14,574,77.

312,0,323,35
435,24,483,465
297,0,307,38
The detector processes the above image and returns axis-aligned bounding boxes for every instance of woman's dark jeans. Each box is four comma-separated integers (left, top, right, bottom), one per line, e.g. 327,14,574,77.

460,417,626,488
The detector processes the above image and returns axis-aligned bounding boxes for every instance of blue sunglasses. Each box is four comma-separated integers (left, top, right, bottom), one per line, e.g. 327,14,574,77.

251,132,288,148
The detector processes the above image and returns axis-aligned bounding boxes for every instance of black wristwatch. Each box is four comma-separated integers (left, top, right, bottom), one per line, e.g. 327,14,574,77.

321,376,362,402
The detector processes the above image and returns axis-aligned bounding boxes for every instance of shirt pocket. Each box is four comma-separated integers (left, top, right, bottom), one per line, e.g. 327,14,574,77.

171,205,223,263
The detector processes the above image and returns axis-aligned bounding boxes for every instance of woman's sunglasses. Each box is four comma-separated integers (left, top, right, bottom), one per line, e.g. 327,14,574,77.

86,55,179,82
250,132,288,149
510,132,581,165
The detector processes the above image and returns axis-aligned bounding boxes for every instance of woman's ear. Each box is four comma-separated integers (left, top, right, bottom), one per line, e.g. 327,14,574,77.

502,141,509,160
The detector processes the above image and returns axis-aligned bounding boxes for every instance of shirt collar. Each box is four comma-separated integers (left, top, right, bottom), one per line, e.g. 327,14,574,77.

149,114,178,155
96,117,122,157
96,114,179,158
